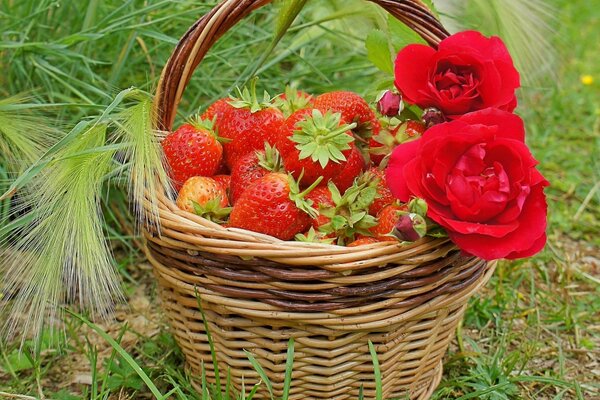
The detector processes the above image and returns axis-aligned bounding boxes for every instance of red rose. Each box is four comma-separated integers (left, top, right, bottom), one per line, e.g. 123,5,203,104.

394,31,520,118
385,108,548,260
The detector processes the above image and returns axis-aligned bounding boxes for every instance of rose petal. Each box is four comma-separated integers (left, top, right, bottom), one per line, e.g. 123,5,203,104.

394,45,437,106
447,184,547,260
386,139,422,201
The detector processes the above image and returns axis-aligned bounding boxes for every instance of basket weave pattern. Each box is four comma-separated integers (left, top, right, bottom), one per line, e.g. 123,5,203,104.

147,1,495,399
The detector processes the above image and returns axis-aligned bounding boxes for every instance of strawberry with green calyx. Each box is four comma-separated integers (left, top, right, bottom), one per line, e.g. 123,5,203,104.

192,198,232,224
274,86,314,118
358,167,395,216
318,181,378,245
330,144,367,193
162,118,226,188
313,91,379,142
176,177,231,223
229,173,323,240
306,185,335,231
369,119,426,166
277,108,356,186
295,227,336,244
370,203,408,242
215,78,284,168
230,143,283,204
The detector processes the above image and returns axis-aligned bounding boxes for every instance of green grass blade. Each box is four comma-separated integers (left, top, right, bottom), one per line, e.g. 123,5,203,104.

368,341,383,400
244,350,273,400
282,337,295,400
66,310,164,399
194,288,222,400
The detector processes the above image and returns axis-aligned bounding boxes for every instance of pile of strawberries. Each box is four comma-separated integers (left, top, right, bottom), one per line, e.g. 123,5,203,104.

162,81,425,246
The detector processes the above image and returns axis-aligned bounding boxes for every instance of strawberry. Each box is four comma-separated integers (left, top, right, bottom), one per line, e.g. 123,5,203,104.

370,203,406,242
277,108,356,186
213,175,231,194
363,168,395,216
176,176,231,222
201,98,230,122
215,80,284,168
306,185,335,231
369,120,426,166
318,181,378,245
347,237,379,247
230,143,282,204
313,91,378,142
274,86,314,118
162,119,224,188
229,173,322,240
330,144,366,193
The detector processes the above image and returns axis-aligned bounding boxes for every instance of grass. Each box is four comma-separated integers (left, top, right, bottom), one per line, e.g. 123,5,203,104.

0,0,599,399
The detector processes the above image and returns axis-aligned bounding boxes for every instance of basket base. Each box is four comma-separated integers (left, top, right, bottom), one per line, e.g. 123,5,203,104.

188,362,443,400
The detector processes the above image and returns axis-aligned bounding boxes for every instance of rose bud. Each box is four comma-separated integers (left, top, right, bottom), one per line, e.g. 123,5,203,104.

422,107,445,128
377,90,402,117
393,213,427,242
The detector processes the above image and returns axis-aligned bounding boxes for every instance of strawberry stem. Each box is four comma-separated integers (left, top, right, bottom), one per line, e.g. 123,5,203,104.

322,122,357,140
288,173,323,218
298,175,323,198
228,77,274,113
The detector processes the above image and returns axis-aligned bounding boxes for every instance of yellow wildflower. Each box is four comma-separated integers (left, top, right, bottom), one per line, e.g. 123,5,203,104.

581,75,594,85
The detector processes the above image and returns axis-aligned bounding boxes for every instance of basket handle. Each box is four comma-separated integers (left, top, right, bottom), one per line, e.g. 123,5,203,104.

154,0,449,131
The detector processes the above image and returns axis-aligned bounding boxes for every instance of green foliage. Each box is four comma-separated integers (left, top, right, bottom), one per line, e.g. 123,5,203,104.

365,29,394,74
0,94,61,173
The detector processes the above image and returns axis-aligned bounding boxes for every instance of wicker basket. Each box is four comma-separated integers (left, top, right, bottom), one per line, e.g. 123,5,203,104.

146,1,495,399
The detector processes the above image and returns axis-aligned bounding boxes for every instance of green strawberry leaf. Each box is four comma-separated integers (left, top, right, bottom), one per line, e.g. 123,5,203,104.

228,77,275,113
295,227,335,244
192,199,232,223
274,86,313,118
292,109,355,168
288,173,322,218
257,143,283,172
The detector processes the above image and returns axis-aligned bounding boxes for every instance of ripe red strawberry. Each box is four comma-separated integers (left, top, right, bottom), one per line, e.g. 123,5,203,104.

277,108,356,186
313,91,378,141
370,203,406,242
370,120,426,166
274,86,314,118
201,98,230,122
347,237,379,247
365,168,395,216
230,144,282,204
214,80,284,168
330,144,366,193
213,175,231,193
176,177,231,222
162,120,223,188
306,186,335,231
229,173,322,240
